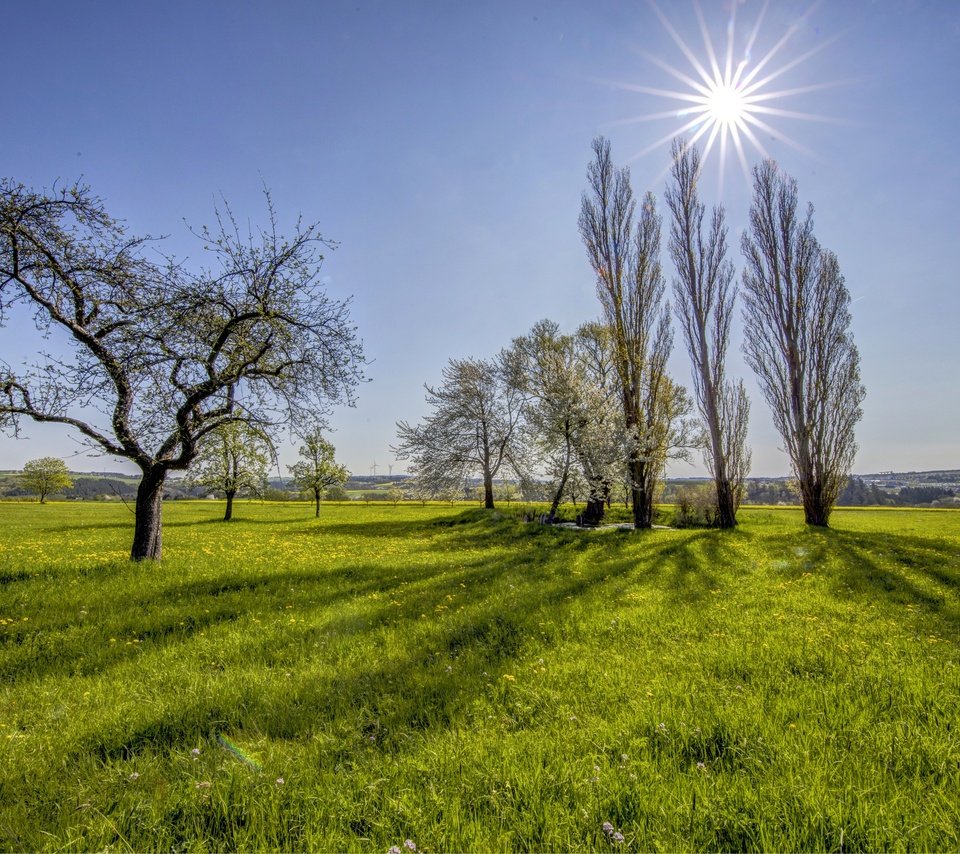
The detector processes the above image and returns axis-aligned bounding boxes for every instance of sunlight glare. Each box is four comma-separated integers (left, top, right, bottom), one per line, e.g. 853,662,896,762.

604,1,845,191
706,82,746,128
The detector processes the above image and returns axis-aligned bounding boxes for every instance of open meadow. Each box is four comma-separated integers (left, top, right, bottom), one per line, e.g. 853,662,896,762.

1,501,958,851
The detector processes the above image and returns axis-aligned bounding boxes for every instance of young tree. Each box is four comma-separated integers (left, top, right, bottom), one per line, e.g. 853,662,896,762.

0,181,363,559
741,161,865,527
394,357,523,509
20,456,73,503
666,138,751,528
288,429,348,517
579,137,693,528
186,421,273,521
505,319,581,520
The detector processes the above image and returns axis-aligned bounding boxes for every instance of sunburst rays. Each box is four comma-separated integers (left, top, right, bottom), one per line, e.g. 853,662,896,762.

602,0,850,193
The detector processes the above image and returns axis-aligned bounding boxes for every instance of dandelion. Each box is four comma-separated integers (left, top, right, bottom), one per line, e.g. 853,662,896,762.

503,674,516,681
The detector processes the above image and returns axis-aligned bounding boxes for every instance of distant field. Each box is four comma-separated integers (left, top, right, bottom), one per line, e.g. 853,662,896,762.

1,501,958,851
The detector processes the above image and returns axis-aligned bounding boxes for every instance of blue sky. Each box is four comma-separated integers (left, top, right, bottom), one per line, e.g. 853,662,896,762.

2,0,958,478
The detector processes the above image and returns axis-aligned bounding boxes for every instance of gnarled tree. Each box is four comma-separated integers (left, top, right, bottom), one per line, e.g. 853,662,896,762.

741,161,864,527
394,356,522,509
666,138,751,528
579,137,693,528
0,180,364,559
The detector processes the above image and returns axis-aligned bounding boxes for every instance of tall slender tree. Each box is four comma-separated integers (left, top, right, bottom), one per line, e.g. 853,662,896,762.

579,137,692,528
741,161,864,527
666,138,751,528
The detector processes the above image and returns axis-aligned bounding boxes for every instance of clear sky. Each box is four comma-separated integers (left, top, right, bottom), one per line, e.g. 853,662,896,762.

2,0,958,478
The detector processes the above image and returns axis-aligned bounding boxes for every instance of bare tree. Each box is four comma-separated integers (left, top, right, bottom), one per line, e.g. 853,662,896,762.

579,137,693,528
666,138,751,528
741,161,865,527
0,180,364,559
288,428,348,517
186,420,274,521
394,357,522,509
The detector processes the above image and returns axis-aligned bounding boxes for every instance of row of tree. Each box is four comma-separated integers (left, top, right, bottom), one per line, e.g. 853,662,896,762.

8,428,351,518
396,138,864,529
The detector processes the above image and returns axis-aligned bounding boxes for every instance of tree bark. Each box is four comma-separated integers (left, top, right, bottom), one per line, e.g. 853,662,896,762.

630,460,654,529
131,470,165,561
223,490,235,522
483,471,495,509
582,497,604,526
314,488,321,517
803,482,831,527
716,480,738,528
548,471,567,520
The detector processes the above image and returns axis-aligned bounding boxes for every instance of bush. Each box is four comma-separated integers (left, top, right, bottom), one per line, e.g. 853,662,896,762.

673,484,720,528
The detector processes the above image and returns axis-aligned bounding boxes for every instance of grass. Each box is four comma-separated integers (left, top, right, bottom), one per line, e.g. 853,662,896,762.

0,500,958,851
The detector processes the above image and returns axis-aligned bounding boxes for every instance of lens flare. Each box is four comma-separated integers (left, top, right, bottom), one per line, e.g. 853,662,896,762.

600,0,850,192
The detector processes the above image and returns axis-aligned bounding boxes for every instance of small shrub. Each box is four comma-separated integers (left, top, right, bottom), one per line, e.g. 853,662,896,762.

673,485,720,528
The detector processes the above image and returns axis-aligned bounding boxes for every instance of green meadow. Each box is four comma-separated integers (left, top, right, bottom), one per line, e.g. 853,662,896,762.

0,501,958,851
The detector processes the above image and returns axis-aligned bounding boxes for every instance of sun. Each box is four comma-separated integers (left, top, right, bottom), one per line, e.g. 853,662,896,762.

602,0,846,191
705,81,747,128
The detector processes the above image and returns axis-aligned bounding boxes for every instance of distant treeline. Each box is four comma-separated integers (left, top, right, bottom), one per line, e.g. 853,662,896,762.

735,477,957,508
1,471,956,508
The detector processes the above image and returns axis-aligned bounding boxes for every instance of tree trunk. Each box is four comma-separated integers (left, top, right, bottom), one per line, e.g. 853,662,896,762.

483,470,495,509
131,470,165,561
548,470,568,520
582,478,609,526
314,488,321,517
630,460,653,529
715,479,738,528
803,481,831,527
582,496,605,526
224,490,235,521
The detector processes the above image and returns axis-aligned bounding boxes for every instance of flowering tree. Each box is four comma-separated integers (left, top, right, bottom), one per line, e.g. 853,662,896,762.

394,357,523,510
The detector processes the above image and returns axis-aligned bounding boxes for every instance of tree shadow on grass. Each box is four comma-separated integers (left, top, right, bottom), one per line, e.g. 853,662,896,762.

68,517,682,767
761,525,960,632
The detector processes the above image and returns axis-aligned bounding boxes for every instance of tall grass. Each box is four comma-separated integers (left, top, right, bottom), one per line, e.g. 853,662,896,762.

1,501,958,850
